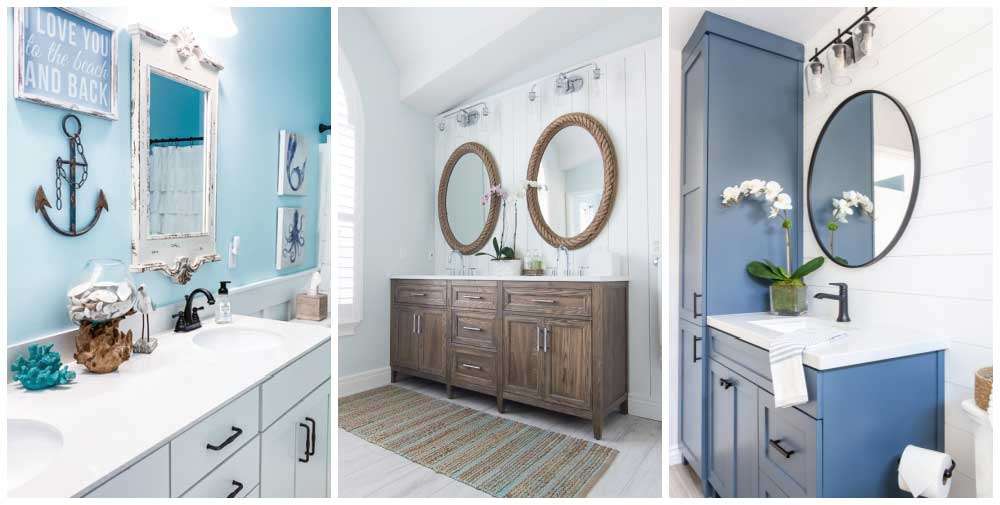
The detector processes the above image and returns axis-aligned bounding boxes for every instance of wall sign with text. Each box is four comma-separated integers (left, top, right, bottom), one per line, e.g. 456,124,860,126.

14,7,118,120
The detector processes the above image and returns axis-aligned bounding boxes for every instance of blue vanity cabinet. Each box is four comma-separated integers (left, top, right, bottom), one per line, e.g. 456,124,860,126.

707,359,759,498
678,11,803,495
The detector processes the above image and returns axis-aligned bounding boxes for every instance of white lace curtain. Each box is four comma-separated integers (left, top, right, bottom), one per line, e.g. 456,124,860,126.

148,145,204,235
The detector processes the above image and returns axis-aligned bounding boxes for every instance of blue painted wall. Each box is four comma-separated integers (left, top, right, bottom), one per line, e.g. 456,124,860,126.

6,7,331,344
149,73,204,140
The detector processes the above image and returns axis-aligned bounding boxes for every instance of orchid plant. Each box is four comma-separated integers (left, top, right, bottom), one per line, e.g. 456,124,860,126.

476,185,515,260
721,179,824,289
826,190,875,263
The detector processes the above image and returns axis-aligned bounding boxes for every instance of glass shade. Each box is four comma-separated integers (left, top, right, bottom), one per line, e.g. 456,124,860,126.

805,59,828,98
828,41,854,86
852,18,879,68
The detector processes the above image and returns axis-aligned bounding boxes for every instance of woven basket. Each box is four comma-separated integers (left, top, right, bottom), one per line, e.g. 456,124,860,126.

974,367,992,411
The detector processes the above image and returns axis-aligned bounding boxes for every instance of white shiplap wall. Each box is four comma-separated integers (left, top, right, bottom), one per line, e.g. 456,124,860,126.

432,38,663,420
802,8,993,497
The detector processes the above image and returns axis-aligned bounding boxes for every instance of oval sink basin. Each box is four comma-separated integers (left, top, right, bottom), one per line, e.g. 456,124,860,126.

748,317,844,335
193,326,283,352
7,419,63,489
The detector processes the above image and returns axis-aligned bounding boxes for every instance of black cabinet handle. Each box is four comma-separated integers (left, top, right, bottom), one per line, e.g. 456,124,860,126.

693,335,703,363
227,480,243,498
305,417,317,456
693,292,703,318
769,438,795,459
719,378,734,390
298,422,311,462
206,426,243,451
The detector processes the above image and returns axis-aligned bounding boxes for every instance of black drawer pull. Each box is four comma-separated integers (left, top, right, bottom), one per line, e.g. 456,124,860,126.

305,417,317,456
227,480,243,498
719,378,734,390
769,438,795,459
693,292,703,318
298,422,312,462
206,426,243,451
693,335,703,363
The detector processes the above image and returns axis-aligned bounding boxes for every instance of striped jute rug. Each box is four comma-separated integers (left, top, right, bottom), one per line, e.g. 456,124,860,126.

339,385,618,497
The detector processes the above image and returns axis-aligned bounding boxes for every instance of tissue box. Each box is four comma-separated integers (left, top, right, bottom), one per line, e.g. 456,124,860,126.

295,293,328,321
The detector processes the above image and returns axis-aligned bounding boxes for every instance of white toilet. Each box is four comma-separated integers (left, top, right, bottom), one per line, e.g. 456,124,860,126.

962,399,993,497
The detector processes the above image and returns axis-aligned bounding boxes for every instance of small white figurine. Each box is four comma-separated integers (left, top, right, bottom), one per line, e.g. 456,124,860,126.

133,284,158,353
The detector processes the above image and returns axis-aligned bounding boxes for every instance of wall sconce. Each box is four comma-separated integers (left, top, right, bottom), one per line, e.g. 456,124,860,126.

528,62,601,102
437,102,489,132
807,7,877,92
852,15,878,68
828,34,854,86
805,55,828,98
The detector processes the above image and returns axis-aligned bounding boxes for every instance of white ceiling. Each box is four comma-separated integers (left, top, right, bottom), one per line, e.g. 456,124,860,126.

364,7,661,115
668,7,845,51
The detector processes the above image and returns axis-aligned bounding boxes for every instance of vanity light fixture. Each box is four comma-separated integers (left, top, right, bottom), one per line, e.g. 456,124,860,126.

852,15,878,68
528,62,601,102
807,7,877,91
436,102,489,132
805,51,828,98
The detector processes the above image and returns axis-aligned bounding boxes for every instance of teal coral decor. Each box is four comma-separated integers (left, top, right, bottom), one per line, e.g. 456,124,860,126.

10,344,76,390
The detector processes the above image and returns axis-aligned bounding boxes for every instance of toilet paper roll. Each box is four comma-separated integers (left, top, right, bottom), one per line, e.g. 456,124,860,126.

898,445,953,498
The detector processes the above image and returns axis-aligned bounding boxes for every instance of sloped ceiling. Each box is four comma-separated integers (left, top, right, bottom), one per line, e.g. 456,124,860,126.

364,7,661,115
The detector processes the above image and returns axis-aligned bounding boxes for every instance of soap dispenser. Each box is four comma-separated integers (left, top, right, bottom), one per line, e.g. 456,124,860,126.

215,281,232,324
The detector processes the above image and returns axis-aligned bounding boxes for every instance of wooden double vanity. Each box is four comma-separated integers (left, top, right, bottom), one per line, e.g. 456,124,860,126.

389,276,628,439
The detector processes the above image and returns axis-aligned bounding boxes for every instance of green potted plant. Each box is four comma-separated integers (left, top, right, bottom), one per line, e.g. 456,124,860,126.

476,185,522,276
722,179,825,315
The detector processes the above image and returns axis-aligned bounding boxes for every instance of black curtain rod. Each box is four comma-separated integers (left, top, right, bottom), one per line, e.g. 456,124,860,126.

150,136,203,144
319,123,330,134
809,7,877,62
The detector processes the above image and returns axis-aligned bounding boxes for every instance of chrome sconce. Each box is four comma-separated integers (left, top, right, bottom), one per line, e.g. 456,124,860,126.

806,7,877,97
437,102,489,132
528,62,601,102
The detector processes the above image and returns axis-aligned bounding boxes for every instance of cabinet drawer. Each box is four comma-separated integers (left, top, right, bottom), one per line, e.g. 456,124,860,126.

758,389,819,497
452,310,498,349
759,471,790,498
451,281,499,310
262,340,331,429
86,444,170,497
171,387,260,496
451,345,497,393
181,435,260,498
502,285,591,317
393,280,447,306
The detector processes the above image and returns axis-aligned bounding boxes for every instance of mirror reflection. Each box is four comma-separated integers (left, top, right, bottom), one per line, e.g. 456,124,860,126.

446,152,490,245
537,126,603,237
809,92,918,267
148,72,206,236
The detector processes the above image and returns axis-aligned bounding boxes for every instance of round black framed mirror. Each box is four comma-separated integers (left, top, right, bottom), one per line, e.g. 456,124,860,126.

807,90,920,268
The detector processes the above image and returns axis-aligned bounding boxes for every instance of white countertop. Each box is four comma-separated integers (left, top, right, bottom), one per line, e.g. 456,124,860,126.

707,312,949,370
7,315,330,497
390,274,628,282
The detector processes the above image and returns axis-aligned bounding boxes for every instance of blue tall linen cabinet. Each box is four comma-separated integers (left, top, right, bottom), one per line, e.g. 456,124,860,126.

678,12,804,497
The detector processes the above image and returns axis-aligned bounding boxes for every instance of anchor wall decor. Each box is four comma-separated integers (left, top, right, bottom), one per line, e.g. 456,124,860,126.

34,114,109,237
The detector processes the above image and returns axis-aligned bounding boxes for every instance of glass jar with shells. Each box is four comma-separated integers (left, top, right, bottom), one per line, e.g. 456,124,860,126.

67,259,138,373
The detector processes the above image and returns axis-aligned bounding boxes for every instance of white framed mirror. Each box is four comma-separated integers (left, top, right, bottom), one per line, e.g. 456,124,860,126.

128,25,223,283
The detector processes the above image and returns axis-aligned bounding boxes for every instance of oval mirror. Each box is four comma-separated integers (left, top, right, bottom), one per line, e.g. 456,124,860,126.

808,91,919,268
438,142,500,254
526,112,617,249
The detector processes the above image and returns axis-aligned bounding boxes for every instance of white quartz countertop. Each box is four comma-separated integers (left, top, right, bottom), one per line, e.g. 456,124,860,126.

7,315,330,497
390,274,628,282
707,312,949,370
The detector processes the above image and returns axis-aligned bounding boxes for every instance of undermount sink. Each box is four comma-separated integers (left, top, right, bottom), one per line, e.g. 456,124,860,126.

7,419,63,489
193,325,283,352
747,317,843,335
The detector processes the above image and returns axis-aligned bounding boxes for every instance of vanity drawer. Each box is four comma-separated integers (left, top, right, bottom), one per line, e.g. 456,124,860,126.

86,444,170,497
502,284,591,317
261,340,332,429
393,280,447,306
450,345,497,394
171,388,260,497
451,281,499,310
452,310,498,349
758,389,819,498
181,435,260,498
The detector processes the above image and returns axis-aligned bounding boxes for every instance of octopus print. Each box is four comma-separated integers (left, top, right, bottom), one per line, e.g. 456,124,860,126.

283,209,306,264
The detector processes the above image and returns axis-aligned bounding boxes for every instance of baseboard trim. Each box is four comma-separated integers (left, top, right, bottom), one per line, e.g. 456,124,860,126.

338,367,390,397
668,444,684,465
627,394,662,421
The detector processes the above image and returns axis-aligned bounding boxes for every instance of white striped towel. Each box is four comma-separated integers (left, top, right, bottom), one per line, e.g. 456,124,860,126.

769,327,847,408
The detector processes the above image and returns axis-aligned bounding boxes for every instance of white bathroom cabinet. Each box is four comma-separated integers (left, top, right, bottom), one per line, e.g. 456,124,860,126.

260,381,331,497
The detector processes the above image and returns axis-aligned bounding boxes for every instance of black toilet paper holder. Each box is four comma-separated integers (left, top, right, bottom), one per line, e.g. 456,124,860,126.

896,456,957,485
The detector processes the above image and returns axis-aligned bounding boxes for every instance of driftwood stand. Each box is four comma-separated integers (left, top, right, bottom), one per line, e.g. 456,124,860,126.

74,310,134,373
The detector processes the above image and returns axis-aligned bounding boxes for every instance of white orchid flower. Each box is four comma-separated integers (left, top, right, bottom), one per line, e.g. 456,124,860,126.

832,198,853,223
764,181,783,201
740,179,765,198
772,192,792,210
721,185,742,206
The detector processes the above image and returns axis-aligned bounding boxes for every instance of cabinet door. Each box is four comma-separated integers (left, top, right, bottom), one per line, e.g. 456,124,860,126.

261,382,331,498
708,360,760,498
390,306,419,370
680,40,707,325
503,316,545,401
679,320,704,470
417,308,448,378
543,318,592,410
294,384,331,497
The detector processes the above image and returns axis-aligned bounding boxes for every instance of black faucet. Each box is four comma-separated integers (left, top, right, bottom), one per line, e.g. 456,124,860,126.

814,282,850,322
174,288,216,332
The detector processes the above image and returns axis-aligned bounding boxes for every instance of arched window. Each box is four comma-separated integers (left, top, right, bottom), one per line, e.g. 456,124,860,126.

335,51,363,335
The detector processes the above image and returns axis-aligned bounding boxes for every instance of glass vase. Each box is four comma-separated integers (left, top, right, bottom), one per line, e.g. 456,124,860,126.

769,282,807,316
67,259,138,323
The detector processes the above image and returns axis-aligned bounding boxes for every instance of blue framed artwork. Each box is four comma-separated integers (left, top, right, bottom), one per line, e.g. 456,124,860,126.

13,7,118,120
277,129,308,195
276,207,307,270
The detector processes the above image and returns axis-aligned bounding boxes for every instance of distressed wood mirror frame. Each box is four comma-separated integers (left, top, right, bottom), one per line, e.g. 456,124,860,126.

437,142,501,254
128,24,223,284
526,112,618,250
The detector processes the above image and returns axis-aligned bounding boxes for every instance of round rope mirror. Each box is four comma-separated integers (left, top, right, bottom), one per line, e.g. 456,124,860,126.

437,142,501,254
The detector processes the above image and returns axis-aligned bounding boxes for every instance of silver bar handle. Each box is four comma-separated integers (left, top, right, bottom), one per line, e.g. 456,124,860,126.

462,326,482,332
412,313,416,333
411,292,426,297
461,363,482,370
462,295,483,300
532,299,557,304
543,327,550,352
417,314,422,334
536,326,541,351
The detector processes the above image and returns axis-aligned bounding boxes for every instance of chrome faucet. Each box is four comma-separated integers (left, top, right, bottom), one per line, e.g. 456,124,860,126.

448,249,464,275
556,246,572,276
174,288,216,332
814,282,850,322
